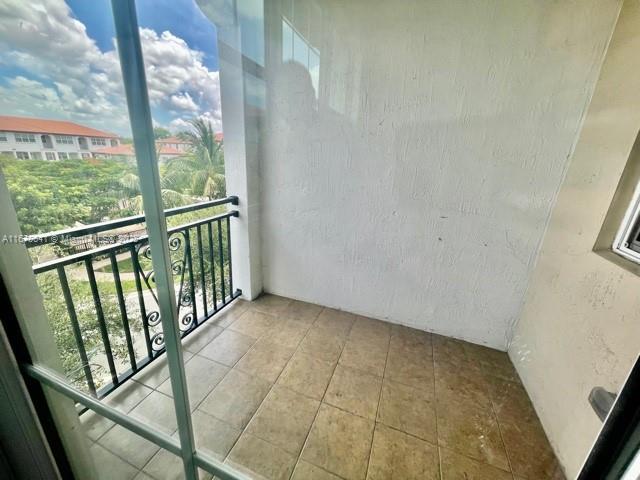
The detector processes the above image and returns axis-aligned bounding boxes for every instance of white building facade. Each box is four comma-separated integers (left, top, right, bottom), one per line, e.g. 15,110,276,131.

0,115,120,160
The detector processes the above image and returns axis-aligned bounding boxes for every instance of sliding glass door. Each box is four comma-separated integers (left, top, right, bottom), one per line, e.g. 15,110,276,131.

0,1,242,478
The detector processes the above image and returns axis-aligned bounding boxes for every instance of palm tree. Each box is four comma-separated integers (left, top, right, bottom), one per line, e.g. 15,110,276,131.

164,118,226,199
116,171,197,212
116,143,198,213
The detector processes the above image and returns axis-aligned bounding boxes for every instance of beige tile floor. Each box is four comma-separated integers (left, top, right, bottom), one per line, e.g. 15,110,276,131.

82,294,566,480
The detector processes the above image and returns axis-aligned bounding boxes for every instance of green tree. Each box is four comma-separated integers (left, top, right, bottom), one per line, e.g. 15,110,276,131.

153,126,171,139
116,161,198,213
0,155,136,234
36,271,142,391
164,118,226,199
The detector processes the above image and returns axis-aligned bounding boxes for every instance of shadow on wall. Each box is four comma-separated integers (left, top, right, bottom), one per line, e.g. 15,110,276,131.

261,0,621,352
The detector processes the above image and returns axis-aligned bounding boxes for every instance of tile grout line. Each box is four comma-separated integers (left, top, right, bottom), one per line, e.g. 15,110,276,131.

89,380,155,443
287,308,356,480
363,325,392,479
140,302,257,479
212,304,295,466
133,335,239,476
90,441,149,479
217,301,325,478
432,336,443,480
435,342,517,478
186,307,261,415
485,365,518,480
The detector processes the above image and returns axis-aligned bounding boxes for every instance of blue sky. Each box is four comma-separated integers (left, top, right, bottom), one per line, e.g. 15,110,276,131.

66,0,219,70
0,0,223,136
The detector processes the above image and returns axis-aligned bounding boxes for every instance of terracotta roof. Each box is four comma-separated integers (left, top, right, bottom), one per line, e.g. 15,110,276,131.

0,115,118,138
156,136,192,144
95,145,134,156
94,144,184,156
158,145,182,155
156,133,223,144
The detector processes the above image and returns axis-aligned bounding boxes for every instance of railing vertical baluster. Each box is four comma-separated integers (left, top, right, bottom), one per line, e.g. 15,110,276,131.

183,230,198,327
217,219,226,304
226,216,233,297
57,265,96,396
196,225,208,317
207,222,218,312
84,259,118,387
29,205,240,401
130,245,153,360
109,251,137,371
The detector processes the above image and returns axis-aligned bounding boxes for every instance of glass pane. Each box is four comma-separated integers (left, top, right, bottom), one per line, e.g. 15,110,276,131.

79,406,194,480
0,0,178,454
282,20,293,62
292,28,309,66
132,1,247,478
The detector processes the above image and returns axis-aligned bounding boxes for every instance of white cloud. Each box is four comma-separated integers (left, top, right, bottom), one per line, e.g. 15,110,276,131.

168,111,222,134
0,0,222,136
139,28,221,124
170,92,199,112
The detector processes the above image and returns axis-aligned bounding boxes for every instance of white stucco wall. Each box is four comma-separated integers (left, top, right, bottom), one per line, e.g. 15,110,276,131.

260,0,622,349
509,1,640,477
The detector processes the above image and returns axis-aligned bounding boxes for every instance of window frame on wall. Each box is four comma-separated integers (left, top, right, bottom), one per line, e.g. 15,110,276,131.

613,187,640,261
55,135,74,145
595,131,640,273
15,133,36,143
45,152,56,161
90,137,107,147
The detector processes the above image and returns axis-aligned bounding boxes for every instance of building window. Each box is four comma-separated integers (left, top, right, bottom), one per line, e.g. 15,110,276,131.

2,151,14,158
16,151,29,159
30,152,42,160
58,152,69,160
69,152,79,159
0,133,7,142
55,135,74,145
15,133,36,143
81,153,91,159
45,152,56,161
91,137,107,146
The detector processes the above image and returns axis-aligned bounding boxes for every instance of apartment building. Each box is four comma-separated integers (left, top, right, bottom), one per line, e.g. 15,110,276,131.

155,135,194,153
0,115,120,160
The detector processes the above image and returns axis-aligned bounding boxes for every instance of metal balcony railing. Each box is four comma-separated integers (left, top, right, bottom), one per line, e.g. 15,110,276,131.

27,196,241,400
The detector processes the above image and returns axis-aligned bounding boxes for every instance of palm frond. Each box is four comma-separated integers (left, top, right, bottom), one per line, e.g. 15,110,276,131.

118,173,140,196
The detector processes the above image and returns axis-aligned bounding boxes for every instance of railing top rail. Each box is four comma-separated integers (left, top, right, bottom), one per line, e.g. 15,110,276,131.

25,195,238,248
32,210,238,274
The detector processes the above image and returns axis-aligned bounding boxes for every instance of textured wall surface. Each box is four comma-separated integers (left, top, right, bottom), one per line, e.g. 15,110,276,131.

510,1,640,476
260,0,621,349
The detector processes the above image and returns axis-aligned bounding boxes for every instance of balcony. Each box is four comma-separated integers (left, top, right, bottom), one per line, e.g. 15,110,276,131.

3,0,639,478
25,201,563,480
79,294,563,480
28,197,240,399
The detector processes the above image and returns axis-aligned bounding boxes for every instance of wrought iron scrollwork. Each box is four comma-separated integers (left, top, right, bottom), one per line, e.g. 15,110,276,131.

179,312,195,332
150,332,165,352
146,310,161,327
136,232,193,353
